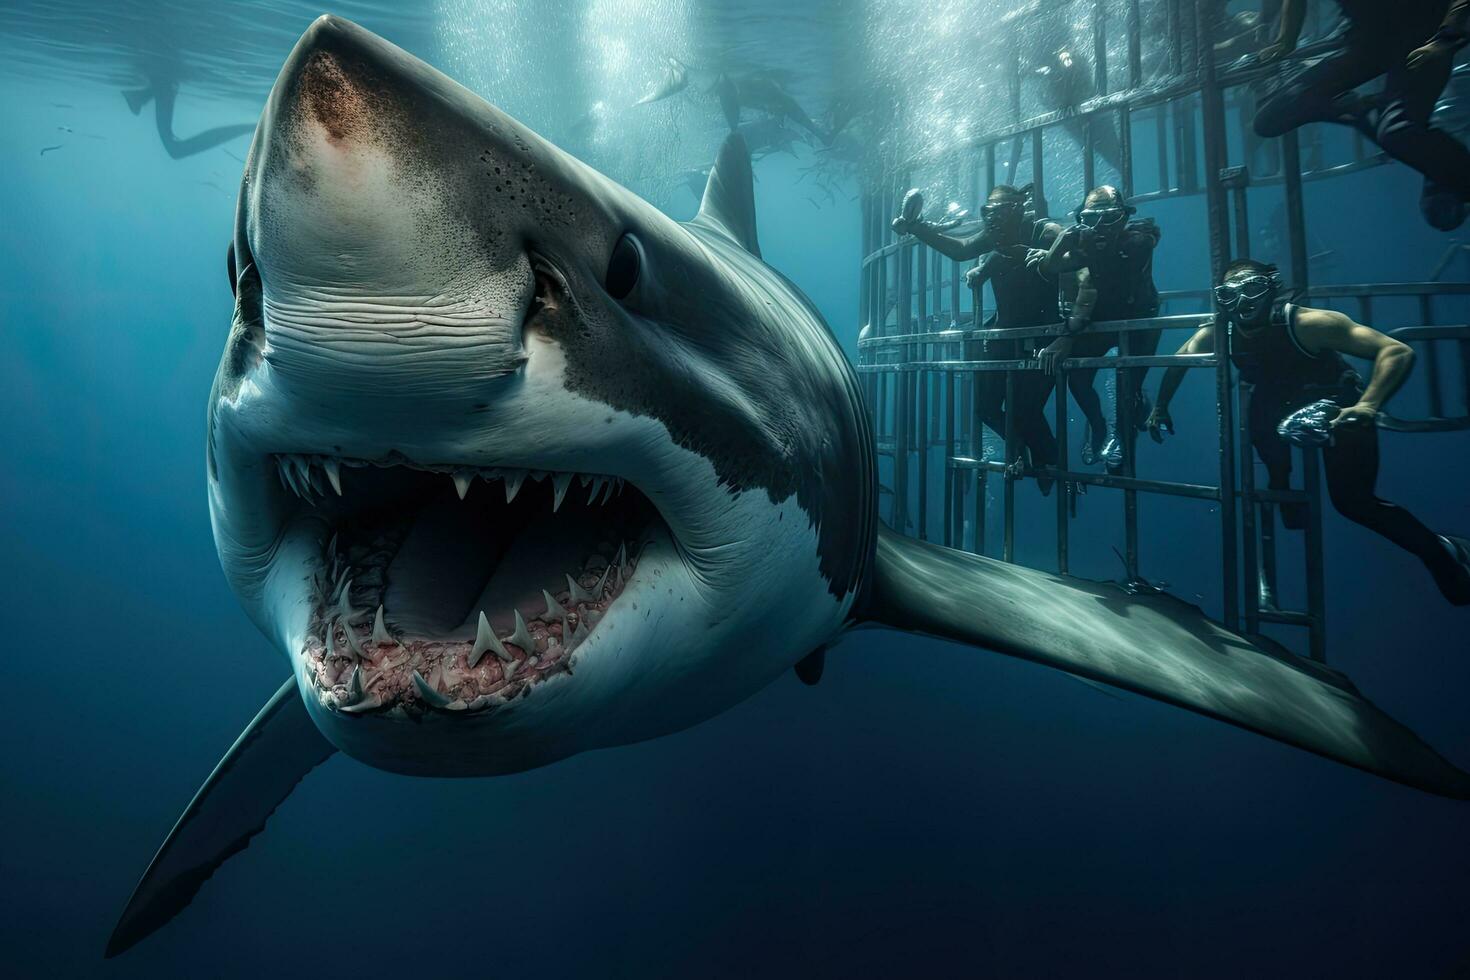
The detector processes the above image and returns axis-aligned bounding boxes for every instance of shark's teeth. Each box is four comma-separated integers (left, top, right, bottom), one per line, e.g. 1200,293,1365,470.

411,669,451,709
340,693,383,715
342,619,367,658
542,589,567,622
504,469,526,502
273,455,630,517
372,605,394,646
323,458,343,496
469,610,510,667
551,472,572,511
509,610,534,654
569,616,590,648
566,574,596,604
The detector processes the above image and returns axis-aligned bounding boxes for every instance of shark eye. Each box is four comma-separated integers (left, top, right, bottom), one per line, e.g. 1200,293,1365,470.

227,242,238,298
605,232,642,301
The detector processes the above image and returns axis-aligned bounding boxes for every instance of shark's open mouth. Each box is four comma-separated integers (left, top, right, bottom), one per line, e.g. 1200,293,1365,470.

278,455,659,718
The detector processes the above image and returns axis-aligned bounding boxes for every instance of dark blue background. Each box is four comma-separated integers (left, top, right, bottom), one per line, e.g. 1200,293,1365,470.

2,12,1468,978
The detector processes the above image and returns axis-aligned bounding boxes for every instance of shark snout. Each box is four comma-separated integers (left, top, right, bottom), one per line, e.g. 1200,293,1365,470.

245,17,542,394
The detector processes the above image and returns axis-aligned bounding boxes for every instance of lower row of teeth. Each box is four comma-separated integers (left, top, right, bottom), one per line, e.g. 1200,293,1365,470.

305,541,639,717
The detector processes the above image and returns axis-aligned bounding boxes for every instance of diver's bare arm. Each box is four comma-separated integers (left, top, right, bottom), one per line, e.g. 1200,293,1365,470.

1155,324,1216,412
1271,0,1307,54
1294,308,1415,417
908,222,995,262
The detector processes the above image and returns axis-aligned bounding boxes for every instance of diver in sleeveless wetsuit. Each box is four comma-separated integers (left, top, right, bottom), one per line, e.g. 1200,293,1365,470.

1147,259,1470,606
1033,185,1162,471
1252,0,1470,230
892,184,1062,490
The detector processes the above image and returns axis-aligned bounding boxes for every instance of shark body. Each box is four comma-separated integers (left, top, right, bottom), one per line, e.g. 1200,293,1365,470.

107,16,1469,958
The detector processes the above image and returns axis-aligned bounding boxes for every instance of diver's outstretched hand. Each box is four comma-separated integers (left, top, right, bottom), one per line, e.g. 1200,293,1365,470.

891,187,925,236
1145,405,1174,443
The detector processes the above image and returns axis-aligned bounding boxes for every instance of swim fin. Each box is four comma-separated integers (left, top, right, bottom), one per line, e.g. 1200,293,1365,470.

122,86,154,116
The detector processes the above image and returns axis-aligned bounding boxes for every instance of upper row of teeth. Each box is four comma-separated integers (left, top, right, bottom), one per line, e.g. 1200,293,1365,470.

274,454,628,511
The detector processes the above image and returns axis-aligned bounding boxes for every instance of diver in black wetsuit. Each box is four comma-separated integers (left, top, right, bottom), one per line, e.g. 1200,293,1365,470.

1252,0,1470,230
1147,259,1470,606
123,66,254,160
891,184,1062,488
1033,185,1162,470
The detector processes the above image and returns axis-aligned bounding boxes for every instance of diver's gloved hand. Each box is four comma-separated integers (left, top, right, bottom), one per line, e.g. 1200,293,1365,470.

964,265,983,289
892,187,925,236
1145,405,1174,443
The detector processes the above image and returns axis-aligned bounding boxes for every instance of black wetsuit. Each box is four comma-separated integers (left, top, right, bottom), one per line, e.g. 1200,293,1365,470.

974,219,1061,468
1253,0,1470,199
1231,302,1456,583
1064,220,1163,438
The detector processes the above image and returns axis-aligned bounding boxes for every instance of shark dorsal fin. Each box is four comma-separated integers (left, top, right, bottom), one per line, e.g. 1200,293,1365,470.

693,132,760,258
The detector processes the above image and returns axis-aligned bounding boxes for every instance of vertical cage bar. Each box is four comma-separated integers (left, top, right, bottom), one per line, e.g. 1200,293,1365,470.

1239,383,1261,632
1031,128,1045,216
1055,365,1070,575
1127,0,1142,89
943,371,955,547
1119,105,1134,197
1198,0,1239,630
1281,131,1310,292
1003,368,1017,564
1083,116,1097,194
1303,447,1327,662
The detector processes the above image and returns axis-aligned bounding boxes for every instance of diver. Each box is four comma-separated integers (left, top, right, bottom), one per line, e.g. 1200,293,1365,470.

1032,185,1162,471
1252,0,1470,230
1146,260,1470,605
891,185,1062,488
124,65,254,160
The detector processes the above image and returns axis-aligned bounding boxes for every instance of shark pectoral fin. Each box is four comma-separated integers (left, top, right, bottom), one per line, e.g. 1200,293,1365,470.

122,86,154,115
691,132,760,257
105,678,336,958
862,524,1470,800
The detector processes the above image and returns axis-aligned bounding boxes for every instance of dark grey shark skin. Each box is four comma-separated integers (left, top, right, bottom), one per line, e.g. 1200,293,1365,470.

108,16,1469,960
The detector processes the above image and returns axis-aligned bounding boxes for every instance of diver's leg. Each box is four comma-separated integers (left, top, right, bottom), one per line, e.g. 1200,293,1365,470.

1253,41,1387,138
1249,398,1304,529
1068,365,1108,463
1375,57,1470,226
1323,423,1470,603
975,340,1010,440
1016,372,1058,469
1121,327,1162,431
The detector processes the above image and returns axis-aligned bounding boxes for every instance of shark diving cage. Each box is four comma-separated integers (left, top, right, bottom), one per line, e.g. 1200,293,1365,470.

855,0,1470,663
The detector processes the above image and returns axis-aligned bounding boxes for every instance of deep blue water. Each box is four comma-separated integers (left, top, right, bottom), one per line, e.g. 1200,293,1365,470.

2,3,1469,977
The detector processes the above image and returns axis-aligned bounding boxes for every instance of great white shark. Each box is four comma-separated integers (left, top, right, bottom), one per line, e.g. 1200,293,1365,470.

107,16,1470,957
